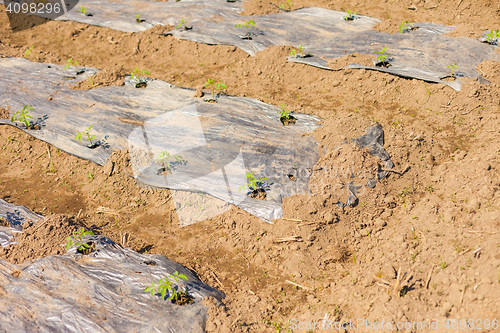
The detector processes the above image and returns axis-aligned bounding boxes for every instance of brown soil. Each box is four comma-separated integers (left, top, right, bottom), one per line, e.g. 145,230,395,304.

249,188,267,200
0,215,87,264
0,108,9,119
281,115,296,126
1,1,499,332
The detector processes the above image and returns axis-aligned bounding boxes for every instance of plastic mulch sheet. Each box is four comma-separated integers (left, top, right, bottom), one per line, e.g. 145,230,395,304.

164,8,499,91
0,57,321,224
339,124,395,208
9,0,497,90
0,198,43,247
0,234,225,332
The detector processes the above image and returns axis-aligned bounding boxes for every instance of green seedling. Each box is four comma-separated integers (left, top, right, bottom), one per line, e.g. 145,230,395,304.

289,45,303,57
203,79,227,101
343,9,356,21
235,19,255,38
64,58,79,71
155,150,183,171
11,104,34,128
374,47,389,65
239,172,268,192
130,67,150,87
77,6,89,16
75,125,97,147
145,271,192,304
279,0,292,10
65,227,95,252
485,29,500,43
24,46,34,58
278,104,291,119
64,58,84,75
135,14,144,23
399,20,413,33
447,63,458,77
176,17,190,30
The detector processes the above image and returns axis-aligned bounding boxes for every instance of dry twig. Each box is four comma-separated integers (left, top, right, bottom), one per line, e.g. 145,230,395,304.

285,280,310,290
376,266,413,297
426,264,436,289
274,236,303,243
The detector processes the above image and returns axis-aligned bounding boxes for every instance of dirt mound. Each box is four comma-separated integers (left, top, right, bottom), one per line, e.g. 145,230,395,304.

0,215,87,264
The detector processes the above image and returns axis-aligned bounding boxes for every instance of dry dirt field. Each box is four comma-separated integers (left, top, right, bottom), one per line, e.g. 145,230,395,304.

0,0,499,332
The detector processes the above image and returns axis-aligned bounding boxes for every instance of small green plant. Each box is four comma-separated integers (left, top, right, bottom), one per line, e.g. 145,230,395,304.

65,227,95,252
343,9,356,21
239,172,268,192
11,105,34,128
130,67,150,87
399,20,413,33
24,46,34,58
77,6,89,16
289,45,303,57
485,29,500,43
374,47,389,64
203,79,227,101
279,0,292,10
447,63,458,77
278,104,291,119
64,58,79,71
145,272,192,304
235,19,255,38
75,125,97,147
176,17,190,30
155,150,183,172
135,14,144,23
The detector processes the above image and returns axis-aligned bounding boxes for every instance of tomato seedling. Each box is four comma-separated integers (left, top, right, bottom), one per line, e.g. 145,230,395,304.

130,67,150,88
176,17,191,30
24,46,34,58
203,79,227,102
77,6,90,16
235,19,255,39
135,14,145,23
239,172,268,192
289,45,303,57
399,20,414,33
64,58,79,70
75,124,98,148
11,104,34,129
145,272,193,305
485,29,500,44
374,47,390,66
447,63,458,78
343,9,356,21
65,227,95,253
289,45,313,58
155,150,183,172
279,0,292,10
278,104,291,119
278,104,296,125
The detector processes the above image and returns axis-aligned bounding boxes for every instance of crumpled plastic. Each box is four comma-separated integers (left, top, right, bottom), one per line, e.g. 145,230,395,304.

0,233,225,332
15,0,497,90
337,124,395,208
0,57,321,224
0,198,43,247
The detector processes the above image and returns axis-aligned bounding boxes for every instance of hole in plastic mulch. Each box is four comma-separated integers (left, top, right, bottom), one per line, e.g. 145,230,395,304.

77,242,95,255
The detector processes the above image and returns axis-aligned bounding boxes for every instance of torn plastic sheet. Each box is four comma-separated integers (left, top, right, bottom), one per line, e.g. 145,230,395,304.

0,198,43,247
165,8,499,90
336,125,394,208
0,234,224,332
15,0,496,90
0,57,321,224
